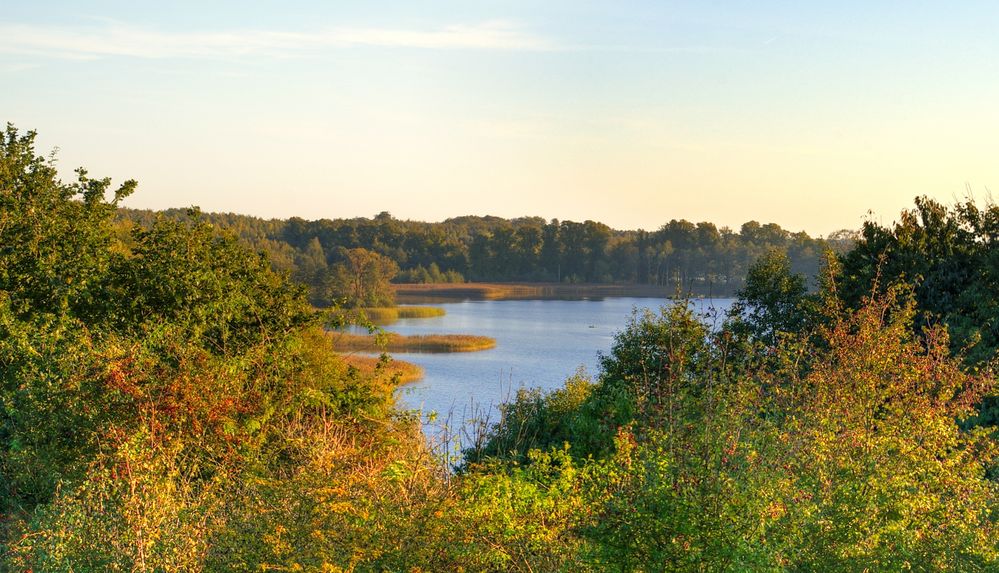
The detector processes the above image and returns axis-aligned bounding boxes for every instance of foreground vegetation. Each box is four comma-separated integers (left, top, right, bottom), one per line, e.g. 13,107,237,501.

0,125,430,569
3,125,999,571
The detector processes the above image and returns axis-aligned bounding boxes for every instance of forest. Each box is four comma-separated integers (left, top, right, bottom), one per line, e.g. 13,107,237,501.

118,204,851,305
2,124,999,571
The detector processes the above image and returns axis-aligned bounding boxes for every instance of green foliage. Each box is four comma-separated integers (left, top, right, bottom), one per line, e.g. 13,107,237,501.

396,262,465,284
0,125,419,570
469,302,731,465
569,303,787,570
728,248,814,346
450,447,590,571
839,196,999,365
838,196,999,427
119,207,832,296
578,303,722,458
111,212,315,351
327,247,399,308
465,369,594,465
0,124,135,321
7,438,223,572
766,295,999,570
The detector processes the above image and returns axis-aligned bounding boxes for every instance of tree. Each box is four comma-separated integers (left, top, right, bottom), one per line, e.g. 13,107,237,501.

328,247,399,307
295,236,329,305
0,124,135,320
839,196,999,365
728,248,813,346
1,125,136,509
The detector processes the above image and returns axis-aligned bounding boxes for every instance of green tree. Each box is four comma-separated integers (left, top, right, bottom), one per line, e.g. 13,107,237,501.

728,248,814,346
328,247,399,307
0,124,135,320
840,196,999,364
295,236,328,305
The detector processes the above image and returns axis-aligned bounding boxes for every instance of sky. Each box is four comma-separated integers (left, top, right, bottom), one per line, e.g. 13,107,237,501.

3,1,998,236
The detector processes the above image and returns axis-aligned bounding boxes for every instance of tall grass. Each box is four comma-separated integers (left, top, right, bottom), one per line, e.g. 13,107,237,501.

334,306,446,325
332,332,496,353
364,306,446,322
341,354,424,384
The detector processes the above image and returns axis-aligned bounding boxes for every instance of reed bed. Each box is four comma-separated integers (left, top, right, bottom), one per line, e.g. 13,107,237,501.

332,332,496,353
333,306,446,325
362,306,446,322
340,354,424,384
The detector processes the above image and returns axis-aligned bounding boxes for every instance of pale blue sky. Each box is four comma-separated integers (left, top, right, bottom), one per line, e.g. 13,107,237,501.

3,2,998,234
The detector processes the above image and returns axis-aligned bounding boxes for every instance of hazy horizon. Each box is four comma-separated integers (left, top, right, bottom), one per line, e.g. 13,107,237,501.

4,1,997,237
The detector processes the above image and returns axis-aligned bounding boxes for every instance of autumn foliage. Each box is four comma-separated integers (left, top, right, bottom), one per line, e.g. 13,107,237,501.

2,125,998,571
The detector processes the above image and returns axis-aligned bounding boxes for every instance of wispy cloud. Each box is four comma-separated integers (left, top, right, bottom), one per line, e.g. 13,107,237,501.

0,62,39,73
0,20,555,60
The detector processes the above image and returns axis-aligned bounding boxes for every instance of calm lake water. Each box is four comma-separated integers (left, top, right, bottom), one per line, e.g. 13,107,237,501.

384,297,735,448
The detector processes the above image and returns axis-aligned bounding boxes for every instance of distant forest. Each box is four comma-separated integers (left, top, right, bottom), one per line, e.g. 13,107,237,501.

119,209,855,302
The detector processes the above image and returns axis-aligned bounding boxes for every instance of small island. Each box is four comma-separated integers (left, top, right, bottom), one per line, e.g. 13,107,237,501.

354,305,446,324
322,249,491,353
332,332,496,353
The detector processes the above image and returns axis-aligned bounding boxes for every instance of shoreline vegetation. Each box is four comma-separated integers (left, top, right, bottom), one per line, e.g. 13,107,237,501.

394,282,714,303
340,354,424,384
348,305,446,324
331,332,497,353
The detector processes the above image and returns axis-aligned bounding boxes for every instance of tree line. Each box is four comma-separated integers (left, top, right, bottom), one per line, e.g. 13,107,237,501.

118,208,854,305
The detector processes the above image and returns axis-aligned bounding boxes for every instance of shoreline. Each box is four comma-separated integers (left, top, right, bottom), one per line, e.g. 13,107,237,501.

394,282,736,303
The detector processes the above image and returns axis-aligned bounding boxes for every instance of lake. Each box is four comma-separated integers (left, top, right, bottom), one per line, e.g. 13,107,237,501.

381,297,736,450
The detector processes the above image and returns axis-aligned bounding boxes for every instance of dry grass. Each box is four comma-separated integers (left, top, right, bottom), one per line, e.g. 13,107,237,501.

393,283,538,301
332,332,496,353
361,306,446,322
340,354,425,384
394,282,684,303
332,306,446,325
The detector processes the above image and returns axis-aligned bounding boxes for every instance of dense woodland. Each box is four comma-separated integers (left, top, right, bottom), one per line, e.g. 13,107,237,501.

3,125,999,571
118,205,853,305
